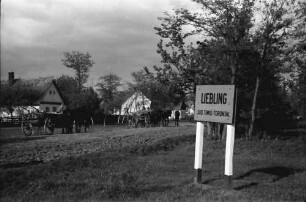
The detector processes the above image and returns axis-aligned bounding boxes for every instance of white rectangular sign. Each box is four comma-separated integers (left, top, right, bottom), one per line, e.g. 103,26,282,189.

194,85,235,124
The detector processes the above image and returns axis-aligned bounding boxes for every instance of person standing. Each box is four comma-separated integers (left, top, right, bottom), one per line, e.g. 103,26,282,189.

174,110,180,127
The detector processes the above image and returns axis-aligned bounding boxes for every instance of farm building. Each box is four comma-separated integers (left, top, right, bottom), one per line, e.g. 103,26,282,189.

119,90,184,115
0,72,65,117
120,91,151,115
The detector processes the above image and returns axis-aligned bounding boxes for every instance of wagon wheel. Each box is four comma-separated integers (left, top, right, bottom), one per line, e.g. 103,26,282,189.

44,117,55,135
21,121,34,136
140,114,147,128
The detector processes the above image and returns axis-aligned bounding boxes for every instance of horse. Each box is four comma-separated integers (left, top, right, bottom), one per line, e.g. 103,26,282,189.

149,110,161,127
149,109,171,127
161,110,172,126
60,110,74,133
70,107,93,133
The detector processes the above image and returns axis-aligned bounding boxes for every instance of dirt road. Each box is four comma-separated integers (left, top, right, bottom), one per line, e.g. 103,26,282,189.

0,123,196,170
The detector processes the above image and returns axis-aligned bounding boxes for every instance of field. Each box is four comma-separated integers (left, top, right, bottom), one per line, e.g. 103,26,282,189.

0,122,305,202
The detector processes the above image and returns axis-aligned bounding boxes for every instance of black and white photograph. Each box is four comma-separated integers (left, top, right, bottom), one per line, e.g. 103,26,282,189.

0,0,305,201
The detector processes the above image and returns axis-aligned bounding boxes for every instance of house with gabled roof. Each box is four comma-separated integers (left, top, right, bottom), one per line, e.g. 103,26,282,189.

1,72,65,114
120,91,151,115
119,89,177,115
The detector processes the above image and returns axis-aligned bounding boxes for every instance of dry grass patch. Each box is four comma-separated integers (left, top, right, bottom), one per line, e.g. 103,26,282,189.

1,125,305,201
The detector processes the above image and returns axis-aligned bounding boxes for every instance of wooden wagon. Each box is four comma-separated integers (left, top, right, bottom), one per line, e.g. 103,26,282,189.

127,110,151,128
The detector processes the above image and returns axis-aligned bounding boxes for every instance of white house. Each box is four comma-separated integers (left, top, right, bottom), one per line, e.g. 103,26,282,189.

35,79,65,112
120,92,151,115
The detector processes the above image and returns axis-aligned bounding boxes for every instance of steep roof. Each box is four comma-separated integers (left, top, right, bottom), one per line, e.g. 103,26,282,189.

122,91,150,106
120,91,150,105
20,77,54,99
1,77,64,106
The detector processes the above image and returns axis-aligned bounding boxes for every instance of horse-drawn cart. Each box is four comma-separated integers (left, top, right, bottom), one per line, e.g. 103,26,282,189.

21,111,78,136
18,106,92,136
21,111,58,136
128,110,151,128
126,109,171,128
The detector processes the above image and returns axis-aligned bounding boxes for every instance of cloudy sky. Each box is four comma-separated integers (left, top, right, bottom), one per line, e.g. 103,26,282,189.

1,0,199,85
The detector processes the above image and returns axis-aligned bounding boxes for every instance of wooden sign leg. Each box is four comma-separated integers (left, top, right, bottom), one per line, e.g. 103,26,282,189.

225,124,235,189
194,122,204,183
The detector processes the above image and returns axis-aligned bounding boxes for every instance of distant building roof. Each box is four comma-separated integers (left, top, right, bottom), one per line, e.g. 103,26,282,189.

1,76,64,106
120,91,151,114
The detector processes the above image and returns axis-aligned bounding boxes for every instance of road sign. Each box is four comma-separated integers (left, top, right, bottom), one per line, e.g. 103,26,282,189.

194,85,235,124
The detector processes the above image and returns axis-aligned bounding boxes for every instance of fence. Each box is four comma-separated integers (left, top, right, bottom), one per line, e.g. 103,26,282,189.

0,116,23,127
93,114,125,125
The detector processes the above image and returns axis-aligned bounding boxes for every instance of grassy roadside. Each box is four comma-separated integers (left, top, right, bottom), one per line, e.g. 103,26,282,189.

1,132,305,201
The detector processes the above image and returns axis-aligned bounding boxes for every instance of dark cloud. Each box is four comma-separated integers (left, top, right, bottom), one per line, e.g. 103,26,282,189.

1,0,199,85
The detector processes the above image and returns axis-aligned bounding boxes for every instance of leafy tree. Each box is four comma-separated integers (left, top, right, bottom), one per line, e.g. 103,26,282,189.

247,0,299,138
55,75,79,105
56,75,99,110
153,0,257,120
129,68,185,109
153,0,304,139
153,0,256,139
96,73,122,113
154,43,207,100
129,68,155,96
69,87,100,110
154,0,255,87
62,51,94,92
284,1,306,117
294,64,306,116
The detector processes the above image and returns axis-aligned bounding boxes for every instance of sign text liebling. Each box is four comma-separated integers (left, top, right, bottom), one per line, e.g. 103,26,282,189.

194,85,235,124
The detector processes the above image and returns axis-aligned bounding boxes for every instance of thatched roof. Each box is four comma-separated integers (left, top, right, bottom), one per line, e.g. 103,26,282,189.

1,77,63,106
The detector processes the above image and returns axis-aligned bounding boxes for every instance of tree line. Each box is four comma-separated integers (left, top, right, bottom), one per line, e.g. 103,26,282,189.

1,0,305,139
57,51,182,114
144,0,305,138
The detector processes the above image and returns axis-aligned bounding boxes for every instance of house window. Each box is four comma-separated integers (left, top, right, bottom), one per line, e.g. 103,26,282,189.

49,90,52,95
46,107,50,112
53,107,57,112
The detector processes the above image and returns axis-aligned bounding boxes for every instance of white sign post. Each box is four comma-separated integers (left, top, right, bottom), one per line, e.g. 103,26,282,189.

194,85,236,189
225,124,235,189
194,122,204,183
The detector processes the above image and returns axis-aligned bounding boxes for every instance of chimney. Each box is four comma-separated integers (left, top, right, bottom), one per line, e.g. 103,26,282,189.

8,72,15,86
